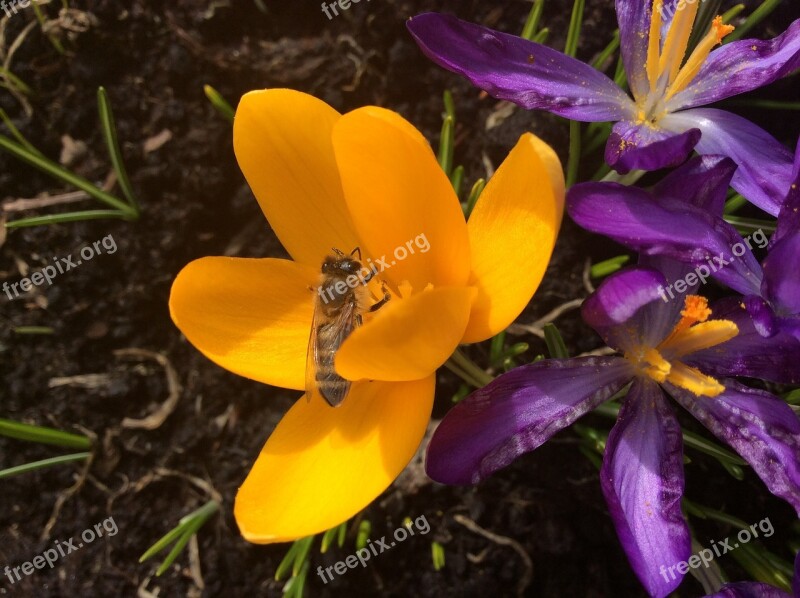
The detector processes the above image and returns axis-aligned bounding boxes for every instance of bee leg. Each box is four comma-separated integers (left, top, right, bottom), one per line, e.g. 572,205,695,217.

369,282,391,313
355,313,363,326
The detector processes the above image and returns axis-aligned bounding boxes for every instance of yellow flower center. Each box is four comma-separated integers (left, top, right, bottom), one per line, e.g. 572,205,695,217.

624,296,738,397
641,2,735,121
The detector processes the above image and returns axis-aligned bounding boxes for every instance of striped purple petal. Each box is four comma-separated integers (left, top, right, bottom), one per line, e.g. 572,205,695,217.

773,139,800,247
425,357,633,485
614,0,652,102
686,297,800,384
605,120,700,174
582,267,672,352
667,19,800,112
601,378,690,598
763,233,800,317
667,380,800,515
662,108,793,216
406,13,636,122
567,177,764,296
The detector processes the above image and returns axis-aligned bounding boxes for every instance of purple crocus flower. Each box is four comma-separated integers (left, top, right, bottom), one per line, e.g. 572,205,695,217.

425,265,800,597
407,4,800,215
568,150,800,340
703,552,799,597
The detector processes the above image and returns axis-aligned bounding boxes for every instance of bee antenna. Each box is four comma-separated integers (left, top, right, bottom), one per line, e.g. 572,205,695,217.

332,247,345,256
350,246,362,260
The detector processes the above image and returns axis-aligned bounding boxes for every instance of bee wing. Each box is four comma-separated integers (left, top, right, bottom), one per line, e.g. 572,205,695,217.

305,296,358,407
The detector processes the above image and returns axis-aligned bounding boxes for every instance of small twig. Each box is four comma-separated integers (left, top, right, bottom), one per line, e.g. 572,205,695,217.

453,514,533,597
507,298,584,337
116,349,182,431
2,190,90,212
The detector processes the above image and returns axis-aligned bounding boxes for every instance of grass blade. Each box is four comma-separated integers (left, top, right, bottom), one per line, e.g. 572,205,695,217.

0,418,91,450
0,452,90,479
0,135,134,216
521,0,545,41
203,85,235,122
5,209,133,228
97,87,139,212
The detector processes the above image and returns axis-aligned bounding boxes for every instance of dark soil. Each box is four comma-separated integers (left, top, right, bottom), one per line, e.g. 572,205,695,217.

1,1,799,597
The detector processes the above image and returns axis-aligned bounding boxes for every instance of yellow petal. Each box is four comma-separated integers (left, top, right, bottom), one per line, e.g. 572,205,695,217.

169,257,317,390
233,89,360,267
234,376,435,543
332,106,470,291
335,286,476,381
461,133,565,343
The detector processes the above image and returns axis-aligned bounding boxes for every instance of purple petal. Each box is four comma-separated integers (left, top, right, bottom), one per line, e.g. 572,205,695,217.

662,108,794,216
687,297,800,384
774,139,800,247
653,155,736,213
743,294,779,337
667,19,800,112
763,233,800,316
567,181,763,296
705,584,791,598
425,357,633,485
600,378,689,598
639,255,701,335
605,120,700,174
406,13,635,122
581,267,672,352
667,379,800,515
614,0,652,102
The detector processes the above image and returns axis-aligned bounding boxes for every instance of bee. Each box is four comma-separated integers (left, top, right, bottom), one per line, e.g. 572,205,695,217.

306,247,390,407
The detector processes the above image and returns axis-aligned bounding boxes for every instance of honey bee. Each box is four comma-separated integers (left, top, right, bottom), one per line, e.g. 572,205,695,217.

306,247,390,407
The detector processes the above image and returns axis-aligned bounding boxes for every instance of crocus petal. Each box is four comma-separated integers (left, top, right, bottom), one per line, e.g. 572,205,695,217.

667,379,800,515
662,108,793,216
774,139,800,246
462,133,565,343
705,584,791,598
667,19,800,111
652,155,736,214
335,286,475,382
233,89,359,267
406,13,635,122
614,0,652,102
332,106,470,291
763,233,800,316
169,257,317,390
742,294,779,337
425,357,633,485
567,181,763,296
581,267,670,352
235,376,434,543
687,297,800,384
605,121,700,174
600,378,689,598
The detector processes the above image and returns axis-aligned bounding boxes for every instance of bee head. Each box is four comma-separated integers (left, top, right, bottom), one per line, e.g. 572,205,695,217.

322,255,362,275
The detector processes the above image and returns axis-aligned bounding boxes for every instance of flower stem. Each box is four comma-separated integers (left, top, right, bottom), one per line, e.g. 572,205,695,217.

600,169,646,185
445,348,495,388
